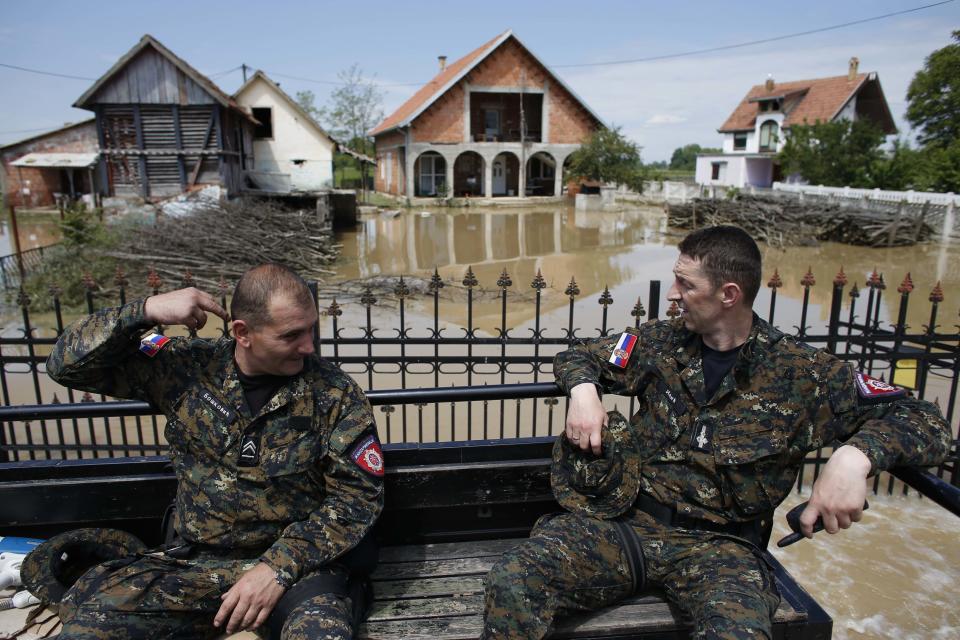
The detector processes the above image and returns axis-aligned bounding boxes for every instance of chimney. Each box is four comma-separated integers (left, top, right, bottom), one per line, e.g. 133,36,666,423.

848,56,859,81
438,56,447,72
764,74,775,92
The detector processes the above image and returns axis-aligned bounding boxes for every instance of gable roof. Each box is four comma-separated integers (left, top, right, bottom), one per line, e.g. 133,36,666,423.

234,70,339,146
73,34,256,122
719,72,895,133
370,30,604,137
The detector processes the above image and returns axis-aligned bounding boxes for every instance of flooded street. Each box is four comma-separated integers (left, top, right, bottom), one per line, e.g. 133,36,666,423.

1,202,958,638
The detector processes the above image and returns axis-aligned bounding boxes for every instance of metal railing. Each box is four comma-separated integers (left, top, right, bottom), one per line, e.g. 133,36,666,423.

0,266,957,492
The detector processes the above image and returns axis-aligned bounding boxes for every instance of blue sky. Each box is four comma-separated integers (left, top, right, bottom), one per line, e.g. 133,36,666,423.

1,1,956,161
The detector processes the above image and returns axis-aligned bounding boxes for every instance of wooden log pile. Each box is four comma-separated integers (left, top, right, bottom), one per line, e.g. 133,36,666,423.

667,195,936,248
101,198,340,291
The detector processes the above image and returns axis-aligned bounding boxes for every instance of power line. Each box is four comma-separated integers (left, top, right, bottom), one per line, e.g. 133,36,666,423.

550,1,956,68
208,65,242,79
0,62,95,81
266,70,423,88
0,125,71,136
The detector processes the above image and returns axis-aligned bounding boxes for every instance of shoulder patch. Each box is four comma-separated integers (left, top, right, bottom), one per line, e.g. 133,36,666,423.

608,332,638,368
349,432,384,477
854,371,907,404
139,332,171,357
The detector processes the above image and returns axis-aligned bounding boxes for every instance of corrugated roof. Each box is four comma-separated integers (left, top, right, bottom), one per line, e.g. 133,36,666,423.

370,30,604,137
718,73,893,132
11,152,99,168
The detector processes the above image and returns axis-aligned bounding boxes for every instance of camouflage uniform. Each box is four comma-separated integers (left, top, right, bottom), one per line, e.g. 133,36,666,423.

45,299,384,639
483,316,950,639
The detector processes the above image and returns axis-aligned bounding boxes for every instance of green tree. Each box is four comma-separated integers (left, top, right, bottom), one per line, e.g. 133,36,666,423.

566,127,646,192
295,89,327,126
669,144,720,171
778,119,885,187
905,30,960,149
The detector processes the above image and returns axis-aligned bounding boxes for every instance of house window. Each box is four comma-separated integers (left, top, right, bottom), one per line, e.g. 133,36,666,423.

252,107,273,139
733,132,748,151
484,110,500,139
417,152,446,196
759,120,779,152
711,162,726,181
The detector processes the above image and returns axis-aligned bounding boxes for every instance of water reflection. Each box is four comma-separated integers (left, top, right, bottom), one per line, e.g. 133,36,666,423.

0,208,62,256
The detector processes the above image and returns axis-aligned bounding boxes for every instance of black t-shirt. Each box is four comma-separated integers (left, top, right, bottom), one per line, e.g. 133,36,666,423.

700,339,743,400
237,369,291,416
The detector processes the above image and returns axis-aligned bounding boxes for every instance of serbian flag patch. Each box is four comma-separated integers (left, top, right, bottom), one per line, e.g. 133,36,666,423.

608,332,638,368
139,332,171,357
350,433,384,477
854,371,906,404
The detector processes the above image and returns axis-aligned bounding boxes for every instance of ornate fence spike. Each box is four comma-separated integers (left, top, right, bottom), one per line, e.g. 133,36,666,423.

16,287,30,308
497,268,512,289
767,269,782,289
182,270,195,288
631,296,646,319
326,298,342,317
113,265,128,288
394,276,410,299
929,281,944,303
666,301,680,318
849,282,860,299
897,273,914,295
81,392,94,402
531,269,546,291
598,285,613,307
47,283,62,299
564,277,580,298
147,267,162,292
428,268,444,293
360,286,377,307
800,267,816,287
833,266,847,287
462,266,478,288
82,272,97,291
877,273,887,291
217,275,229,297
867,268,881,289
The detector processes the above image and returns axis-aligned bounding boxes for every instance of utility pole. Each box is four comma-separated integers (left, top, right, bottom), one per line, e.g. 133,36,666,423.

242,64,249,83
519,69,526,197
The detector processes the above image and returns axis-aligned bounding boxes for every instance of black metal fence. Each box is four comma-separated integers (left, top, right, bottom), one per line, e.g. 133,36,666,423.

0,243,58,290
0,266,957,494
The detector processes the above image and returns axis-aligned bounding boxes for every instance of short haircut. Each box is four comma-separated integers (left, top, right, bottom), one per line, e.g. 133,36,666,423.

230,263,315,329
677,225,762,305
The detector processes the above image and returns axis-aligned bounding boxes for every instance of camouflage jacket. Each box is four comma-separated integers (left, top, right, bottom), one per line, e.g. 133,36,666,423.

554,316,950,525
46,299,384,586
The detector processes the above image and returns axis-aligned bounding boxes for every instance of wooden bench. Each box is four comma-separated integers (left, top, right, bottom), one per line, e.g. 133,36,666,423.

0,437,832,639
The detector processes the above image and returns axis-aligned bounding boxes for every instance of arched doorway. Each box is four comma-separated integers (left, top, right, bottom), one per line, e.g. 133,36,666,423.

453,152,484,197
491,152,519,197
525,152,557,196
415,151,446,196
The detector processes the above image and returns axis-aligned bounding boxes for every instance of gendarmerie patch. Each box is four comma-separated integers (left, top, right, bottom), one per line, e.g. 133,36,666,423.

349,433,384,477
139,332,170,357
608,333,638,368
238,433,260,466
690,420,714,453
854,372,907,404
200,390,236,423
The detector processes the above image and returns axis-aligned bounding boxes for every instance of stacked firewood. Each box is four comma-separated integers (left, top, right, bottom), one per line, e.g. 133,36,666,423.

667,195,935,247
102,198,340,291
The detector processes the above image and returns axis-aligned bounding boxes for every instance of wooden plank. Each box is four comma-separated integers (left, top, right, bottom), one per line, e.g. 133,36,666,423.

378,538,523,563
373,556,497,580
373,575,484,600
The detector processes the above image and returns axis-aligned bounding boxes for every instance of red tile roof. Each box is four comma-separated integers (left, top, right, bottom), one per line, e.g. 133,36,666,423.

370,32,510,137
719,73,871,132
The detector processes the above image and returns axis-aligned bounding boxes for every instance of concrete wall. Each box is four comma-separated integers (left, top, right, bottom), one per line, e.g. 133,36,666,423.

0,122,98,208
234,78,335,191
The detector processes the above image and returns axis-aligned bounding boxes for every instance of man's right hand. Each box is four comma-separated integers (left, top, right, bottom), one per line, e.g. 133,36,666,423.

565,383,606,455
143,288,228,331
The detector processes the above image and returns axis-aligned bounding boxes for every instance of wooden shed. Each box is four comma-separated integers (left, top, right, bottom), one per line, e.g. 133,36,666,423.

74,35,257,200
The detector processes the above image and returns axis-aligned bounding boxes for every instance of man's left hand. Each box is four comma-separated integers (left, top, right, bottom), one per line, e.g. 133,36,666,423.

800,444,871,538
214,562,286,633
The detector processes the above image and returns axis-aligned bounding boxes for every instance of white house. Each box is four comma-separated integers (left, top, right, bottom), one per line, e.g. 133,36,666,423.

234,70,338,192
695,58,896,189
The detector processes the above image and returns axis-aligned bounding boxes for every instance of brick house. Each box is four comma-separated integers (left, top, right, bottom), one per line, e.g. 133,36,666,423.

0,120,100,209
696,58,896,188
371,30,604,199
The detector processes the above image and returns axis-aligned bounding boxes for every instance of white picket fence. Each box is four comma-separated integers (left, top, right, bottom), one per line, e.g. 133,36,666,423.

772,182,960,206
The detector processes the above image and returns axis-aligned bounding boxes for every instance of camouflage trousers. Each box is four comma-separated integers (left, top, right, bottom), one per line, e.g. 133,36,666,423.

56,550,353,640
482,511,780,640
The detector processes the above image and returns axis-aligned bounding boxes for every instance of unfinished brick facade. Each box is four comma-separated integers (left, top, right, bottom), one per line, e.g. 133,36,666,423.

0,121,98,208
371,31,603,199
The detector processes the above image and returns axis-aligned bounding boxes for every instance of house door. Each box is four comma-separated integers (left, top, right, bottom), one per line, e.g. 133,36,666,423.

492,159,506,195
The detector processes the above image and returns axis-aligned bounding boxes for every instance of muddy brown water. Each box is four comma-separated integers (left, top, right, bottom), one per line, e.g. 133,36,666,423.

0,203,957,639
